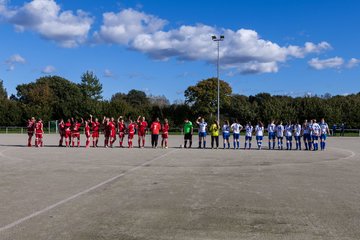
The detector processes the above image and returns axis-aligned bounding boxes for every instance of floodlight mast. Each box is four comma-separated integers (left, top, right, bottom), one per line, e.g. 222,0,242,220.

211,35,224,124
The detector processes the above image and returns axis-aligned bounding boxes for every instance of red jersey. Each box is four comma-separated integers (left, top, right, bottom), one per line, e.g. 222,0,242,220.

137,121,148,133
35,122,43,134
85,125,90,135
65,122,71,131
162,123,169,134
91,121,100,133
27,120,35,133
150,122,161,135
118,122,126,133
128,123,137,134
72,123,81,133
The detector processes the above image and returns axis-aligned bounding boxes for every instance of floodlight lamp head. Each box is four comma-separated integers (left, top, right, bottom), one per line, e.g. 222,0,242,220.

212,35,216,40
220,35,225,39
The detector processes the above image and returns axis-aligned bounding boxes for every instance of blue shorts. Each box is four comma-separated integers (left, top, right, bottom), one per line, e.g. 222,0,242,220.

233,133,240,140
295,136,301,141
199,132,207,138
256,136,263,141
303,133,309,141
312,136,319,141
268,132,275,140
286,136,293,141
277,136,283,140
245,136,252,141
223,132,230,140
320,134,327,140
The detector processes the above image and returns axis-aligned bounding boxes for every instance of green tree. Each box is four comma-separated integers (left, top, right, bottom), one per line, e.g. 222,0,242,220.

79,71,103,101
184,78,232,117
0,80,7,99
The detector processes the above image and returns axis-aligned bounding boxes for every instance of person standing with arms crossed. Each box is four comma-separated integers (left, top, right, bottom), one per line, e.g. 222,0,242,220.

150,118,161,148
183,118,193,148
209,120,220,149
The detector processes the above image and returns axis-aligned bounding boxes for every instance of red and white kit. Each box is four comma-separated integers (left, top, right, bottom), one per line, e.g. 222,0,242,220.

118,122,126,147
128,122,137,148
35,121,43,147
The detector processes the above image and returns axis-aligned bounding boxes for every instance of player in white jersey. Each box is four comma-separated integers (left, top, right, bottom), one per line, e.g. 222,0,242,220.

244,122,253,149
308,119,314,150
319,118,330,150
267,120,276,150
276,121,285,150
196,117,207,149
285,121,293,150
231,119,243,149
311,119,321,151
294,121,302,150
302,120,311,150
255,121,264,150
222,120,231,149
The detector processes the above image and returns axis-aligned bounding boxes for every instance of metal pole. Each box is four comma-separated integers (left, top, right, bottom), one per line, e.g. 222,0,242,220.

217,40,220,124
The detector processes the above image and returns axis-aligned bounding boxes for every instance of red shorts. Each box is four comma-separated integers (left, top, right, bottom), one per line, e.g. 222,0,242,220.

85,132,90,138
110,130,116,138
138,131,146,137
162,133,169,139
119,132,125,139
36,133,43,138
65,131,71,138
128,132,134,139
72,132,80,138
92,132,99,138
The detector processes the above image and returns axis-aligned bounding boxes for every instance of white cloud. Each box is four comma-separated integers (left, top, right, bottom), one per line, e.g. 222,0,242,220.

94,8,167,45
103,69,114,78
97,9,331,74
41,65,56,74
5,54,26,71
0,0,93,47
347,58,360,68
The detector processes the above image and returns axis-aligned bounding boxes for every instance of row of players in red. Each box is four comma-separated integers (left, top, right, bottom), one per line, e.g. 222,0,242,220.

27,116,170,148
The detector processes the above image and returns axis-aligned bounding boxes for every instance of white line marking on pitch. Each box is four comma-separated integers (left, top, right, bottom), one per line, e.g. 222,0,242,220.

0,149,178,233
328,147,356,160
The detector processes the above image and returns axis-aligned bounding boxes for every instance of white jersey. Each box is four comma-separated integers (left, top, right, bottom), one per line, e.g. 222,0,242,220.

294,124,302,137
267,123,276,133
222,124,230,134
255,125,264,136
309,123,314,135
276,124,284,137
198,122,207,133
285,125,293,137
312,123,321,136
245,125,253,137
231,123,243,134
320,122,329,135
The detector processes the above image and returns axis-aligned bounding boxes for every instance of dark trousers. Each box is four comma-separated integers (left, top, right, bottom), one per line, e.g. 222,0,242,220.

151,134,159,147
211,136,219,148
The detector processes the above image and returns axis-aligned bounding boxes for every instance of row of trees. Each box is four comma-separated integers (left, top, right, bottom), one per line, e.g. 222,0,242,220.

0,74,359,129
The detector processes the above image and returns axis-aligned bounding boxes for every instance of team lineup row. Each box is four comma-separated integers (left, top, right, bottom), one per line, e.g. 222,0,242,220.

25,116,330,151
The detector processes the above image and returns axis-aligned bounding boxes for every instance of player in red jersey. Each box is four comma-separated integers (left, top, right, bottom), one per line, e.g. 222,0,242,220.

117,116,126,147
137,116,148,148
58,119,65,147
103,117,111,148
90,115,100,147
84,120,91,148
35,119,44,147
27,117,36,147
127,118,137,148
71,118,83,147
64,119,72,147
150,118,161,148
161,118,170,148
108,117,117,147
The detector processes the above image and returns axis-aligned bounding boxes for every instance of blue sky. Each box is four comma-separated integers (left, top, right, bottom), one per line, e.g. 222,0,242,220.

0,0,359,102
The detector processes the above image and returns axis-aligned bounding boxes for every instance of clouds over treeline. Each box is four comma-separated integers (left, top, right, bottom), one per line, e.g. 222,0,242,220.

0,0,357,74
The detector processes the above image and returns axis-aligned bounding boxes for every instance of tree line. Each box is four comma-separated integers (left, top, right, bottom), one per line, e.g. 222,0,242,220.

0,73,359,129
